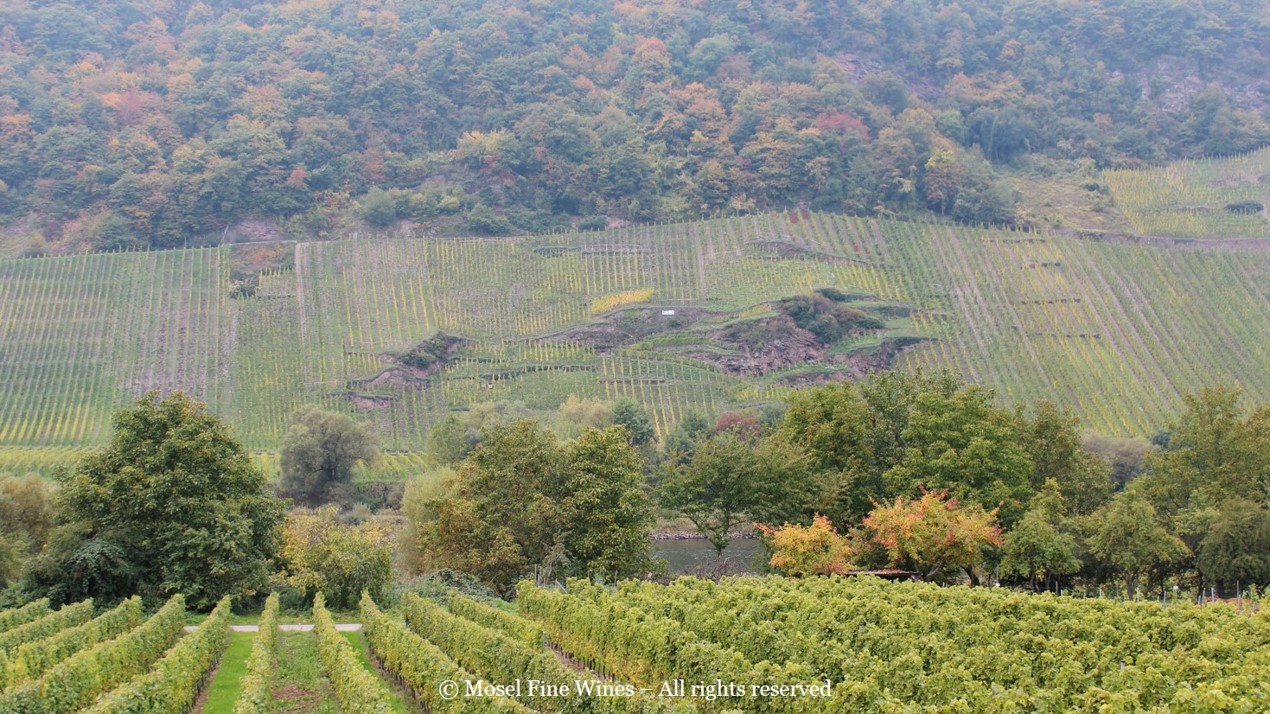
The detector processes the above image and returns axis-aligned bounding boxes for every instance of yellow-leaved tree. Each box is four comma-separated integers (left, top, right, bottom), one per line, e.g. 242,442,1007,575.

280,506,392,609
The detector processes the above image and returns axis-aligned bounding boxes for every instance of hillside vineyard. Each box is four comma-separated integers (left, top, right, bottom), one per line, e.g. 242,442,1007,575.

1,213,1266,456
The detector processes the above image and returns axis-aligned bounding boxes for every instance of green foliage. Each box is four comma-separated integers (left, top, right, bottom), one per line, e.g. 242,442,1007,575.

397,333,464,373
233,592,279,714
656,435,757,556
359,188,399,228
777,294,884,343
281,507,392,610
0,600,93,657
662,413,712,465
465,202,515,236
882,384,1035,526
559,427,657,580
1084,491,1189,599
1197,500,1270,590
397,468,457,576
1020,402,1114,516
404,592,676,714
522,575,1270,710
611,399,655,448
555,394,614,439
312,592,396,714
0,475,56,557
0,595,186,714
0,600,49,634
1001,481,1081,589
442,591,545,649
421,421,656,591
0,597,142,692
426,415,477,465
1138,386,1269,517
517,579,818,711
42,392,285,610
279,405,381,507
84,596,231,713
0,540,17,592
425,421,565,594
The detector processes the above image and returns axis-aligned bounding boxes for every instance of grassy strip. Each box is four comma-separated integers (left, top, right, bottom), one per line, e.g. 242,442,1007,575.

271,631,339,714
197,632,254,714
340,632,409,714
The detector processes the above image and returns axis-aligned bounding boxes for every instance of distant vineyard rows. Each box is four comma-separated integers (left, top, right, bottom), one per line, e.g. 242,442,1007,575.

1,213,1267,462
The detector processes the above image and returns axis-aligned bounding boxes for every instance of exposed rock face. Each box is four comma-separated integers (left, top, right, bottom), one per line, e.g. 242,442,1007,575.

544,298,919,379
344,332,468,408
694,315,826,377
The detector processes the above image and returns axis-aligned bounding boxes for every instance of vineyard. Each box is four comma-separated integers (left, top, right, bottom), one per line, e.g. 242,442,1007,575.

2,212,1269,476
2,576,1264,712
0,595,227,713
1104,148,1270,239
512,576,1270,712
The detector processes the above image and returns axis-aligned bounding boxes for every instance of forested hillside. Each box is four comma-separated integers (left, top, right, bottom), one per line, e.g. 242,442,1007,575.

0,0,1266,253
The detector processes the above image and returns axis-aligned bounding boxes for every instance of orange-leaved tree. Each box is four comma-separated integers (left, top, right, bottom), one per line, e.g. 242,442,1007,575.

862,488,1002,583
757,515,855,577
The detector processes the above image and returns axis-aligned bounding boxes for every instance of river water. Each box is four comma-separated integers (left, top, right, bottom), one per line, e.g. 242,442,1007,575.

651,538,765,575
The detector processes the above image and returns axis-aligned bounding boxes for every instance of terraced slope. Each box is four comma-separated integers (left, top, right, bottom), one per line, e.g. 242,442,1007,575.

1,214,1267,467
1104,147,1270,239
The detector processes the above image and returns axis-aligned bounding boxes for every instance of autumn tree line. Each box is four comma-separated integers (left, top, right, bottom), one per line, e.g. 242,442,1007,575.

8,370,1263,612
1,0,1267,254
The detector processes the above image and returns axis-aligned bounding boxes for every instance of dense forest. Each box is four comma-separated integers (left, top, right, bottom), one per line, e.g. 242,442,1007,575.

0,0,1267,252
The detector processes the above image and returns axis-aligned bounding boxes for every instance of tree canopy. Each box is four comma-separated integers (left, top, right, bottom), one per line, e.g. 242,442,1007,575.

28,391,285,609
414,421,657,593
2,0,1265,251
278,405,381,507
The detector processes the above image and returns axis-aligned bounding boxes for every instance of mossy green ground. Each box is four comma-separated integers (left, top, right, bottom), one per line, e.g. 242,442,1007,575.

199,631,253,713
271,631,339,713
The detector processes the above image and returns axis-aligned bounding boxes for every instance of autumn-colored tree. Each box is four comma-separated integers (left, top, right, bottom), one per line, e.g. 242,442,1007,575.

861,488,1002,583
281,506,393,609
757,515,855,577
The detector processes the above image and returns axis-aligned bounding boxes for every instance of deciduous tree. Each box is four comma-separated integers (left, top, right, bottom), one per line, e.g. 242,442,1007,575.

32,392,285,609
861,488,1002,583
1085,491,1188,599
279,406,381,507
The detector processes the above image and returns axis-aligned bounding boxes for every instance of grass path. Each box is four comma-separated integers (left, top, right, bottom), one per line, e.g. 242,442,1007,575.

198,631,254,713
272,631,339,713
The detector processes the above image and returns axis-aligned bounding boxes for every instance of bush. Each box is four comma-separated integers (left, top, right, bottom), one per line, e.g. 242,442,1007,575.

280,507,393,609
359,188,398,227
1225,200,1264,214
